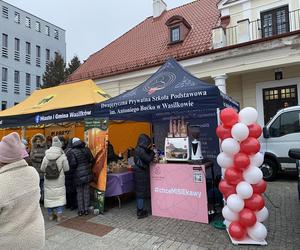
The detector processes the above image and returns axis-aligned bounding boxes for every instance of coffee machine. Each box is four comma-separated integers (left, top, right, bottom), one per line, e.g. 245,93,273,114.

189,125,203,161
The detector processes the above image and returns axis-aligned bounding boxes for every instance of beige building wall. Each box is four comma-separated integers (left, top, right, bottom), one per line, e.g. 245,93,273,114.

221,0,300,27
225,64,300,110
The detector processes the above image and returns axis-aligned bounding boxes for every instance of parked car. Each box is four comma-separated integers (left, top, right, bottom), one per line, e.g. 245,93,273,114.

260,105,300,181
288,149,300,200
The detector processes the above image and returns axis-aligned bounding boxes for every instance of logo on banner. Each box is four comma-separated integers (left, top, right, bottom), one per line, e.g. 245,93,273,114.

143,72,176,95
34,95,56,108
35,115,41,124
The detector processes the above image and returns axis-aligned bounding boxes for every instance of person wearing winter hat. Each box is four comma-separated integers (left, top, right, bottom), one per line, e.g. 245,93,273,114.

68,137,94,216
0,132,45,249
41,136,69,222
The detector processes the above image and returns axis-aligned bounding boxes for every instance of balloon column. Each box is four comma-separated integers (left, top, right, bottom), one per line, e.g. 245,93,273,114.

216,107,268,242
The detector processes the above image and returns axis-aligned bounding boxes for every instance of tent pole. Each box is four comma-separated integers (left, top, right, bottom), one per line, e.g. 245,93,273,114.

21,126,26,140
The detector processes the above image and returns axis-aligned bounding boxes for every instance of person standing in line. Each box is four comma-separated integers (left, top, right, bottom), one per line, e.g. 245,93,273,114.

21,138,32,165
46,136,53,149
41,136,69,222
134,134,155,219
30,134,47,202
0,132,45,249
68,138,94,216
65,138,77,210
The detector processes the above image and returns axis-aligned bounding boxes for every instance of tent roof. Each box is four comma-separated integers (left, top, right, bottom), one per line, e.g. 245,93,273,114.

95,58,239,121
0,80,109,117
0,80,110,128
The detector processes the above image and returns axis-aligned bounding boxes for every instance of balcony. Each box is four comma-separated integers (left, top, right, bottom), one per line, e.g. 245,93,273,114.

213,9,300,49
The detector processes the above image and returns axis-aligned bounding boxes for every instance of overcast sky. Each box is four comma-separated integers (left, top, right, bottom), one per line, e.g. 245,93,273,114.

6,0,194,62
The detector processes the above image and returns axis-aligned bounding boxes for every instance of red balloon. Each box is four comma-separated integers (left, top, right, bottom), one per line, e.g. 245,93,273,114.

244,194,265,211
216,124,232,140
234,153,250,170
252,180,267,194
220,108,239,128
228,222,246,240
240,137,260,155
225,167,243,185
248,124,262,138
219,180,236,199
239,208,257,227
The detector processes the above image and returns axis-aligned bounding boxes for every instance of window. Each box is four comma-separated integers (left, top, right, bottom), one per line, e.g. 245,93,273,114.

261,6,289,38
26,73,31,95
25,42,31,64
2,33,8,58
269,111,300,137
45,25,50,36
263,85,298,123
171,27,180,42
14,38,20,51
1,101,7,111
35,21,41,32
46,48,50,64
14,70,20,94
269,117,280,137
36,45,41,67
14,38,20,61
2,67,8,82
2,67,8,93
2,6,8,19
54,29,59,39
36,75,41,89
14,12,20,23
25,16,31,28
2,33,8,47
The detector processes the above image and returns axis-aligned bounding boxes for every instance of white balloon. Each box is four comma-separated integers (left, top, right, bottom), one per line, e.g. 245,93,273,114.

217,152,233,169
231,123,249,142
243,166,263,184
236,181,253,199
250,152,264,167
222,206,239,221
221,138,240,155
256,207,269,222
247,222,267,242
227,194,245,213
239,107,258,125
223,219,231,228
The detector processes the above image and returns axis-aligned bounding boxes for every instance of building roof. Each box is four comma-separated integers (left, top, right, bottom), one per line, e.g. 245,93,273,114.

68,0,220,82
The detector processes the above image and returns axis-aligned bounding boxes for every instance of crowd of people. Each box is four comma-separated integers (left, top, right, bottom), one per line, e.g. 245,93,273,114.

15,133,94,223
0,131,155,249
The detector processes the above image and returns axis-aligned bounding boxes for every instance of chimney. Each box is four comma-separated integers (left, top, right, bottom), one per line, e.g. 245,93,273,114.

153,0,167,18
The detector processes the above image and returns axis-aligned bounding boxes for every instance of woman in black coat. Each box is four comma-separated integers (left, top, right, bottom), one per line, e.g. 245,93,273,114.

134,134,154,219
68,138,94,216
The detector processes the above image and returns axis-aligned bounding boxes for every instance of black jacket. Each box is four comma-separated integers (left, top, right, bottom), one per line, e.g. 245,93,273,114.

68,140,94,186
134,134,154,199
65,139,76,192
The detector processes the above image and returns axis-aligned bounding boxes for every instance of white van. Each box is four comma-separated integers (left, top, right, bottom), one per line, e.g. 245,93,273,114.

261,105,300,181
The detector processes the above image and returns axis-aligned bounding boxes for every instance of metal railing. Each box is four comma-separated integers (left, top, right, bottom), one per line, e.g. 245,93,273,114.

224,9,300,46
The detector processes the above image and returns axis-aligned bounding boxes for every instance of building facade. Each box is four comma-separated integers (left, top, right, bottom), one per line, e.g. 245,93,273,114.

0,0,66,109
68,0,300,126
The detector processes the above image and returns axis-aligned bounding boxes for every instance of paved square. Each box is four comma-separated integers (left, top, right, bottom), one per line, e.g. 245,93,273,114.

45,175,300,249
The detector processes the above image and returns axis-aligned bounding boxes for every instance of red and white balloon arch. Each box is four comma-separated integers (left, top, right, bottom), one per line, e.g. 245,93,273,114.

216,107,268,243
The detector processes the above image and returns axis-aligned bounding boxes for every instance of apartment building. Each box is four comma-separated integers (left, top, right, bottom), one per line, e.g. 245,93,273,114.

0,0,66,109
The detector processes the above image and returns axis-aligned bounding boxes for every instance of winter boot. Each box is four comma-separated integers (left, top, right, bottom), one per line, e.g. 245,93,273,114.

137,209,148,219
56,214,63,223
48,214,56,221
